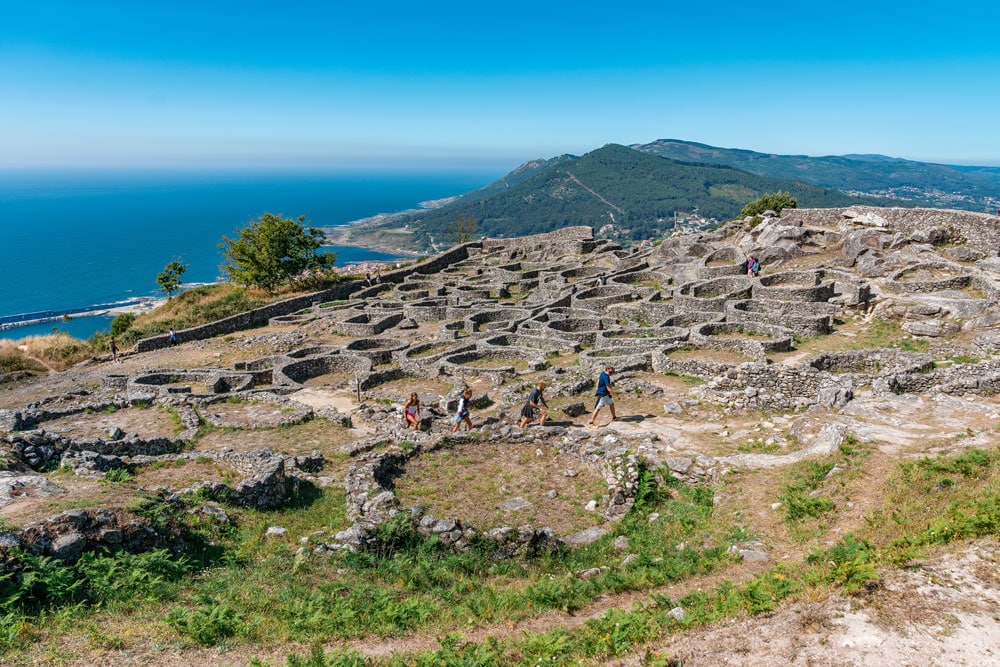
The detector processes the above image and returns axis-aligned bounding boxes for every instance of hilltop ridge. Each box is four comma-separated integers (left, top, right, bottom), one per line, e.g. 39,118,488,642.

333,143,873,252
634,138,1000,211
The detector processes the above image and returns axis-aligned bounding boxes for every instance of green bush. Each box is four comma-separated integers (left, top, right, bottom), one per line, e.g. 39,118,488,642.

110,312,136,337
102,468,134,485
740,191,797,218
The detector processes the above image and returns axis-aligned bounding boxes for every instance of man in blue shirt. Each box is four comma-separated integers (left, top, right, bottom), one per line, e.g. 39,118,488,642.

587,366,617,427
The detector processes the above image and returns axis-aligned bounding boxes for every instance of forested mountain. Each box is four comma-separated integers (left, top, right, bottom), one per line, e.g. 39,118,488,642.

633,139,1000,211
393,144,872,247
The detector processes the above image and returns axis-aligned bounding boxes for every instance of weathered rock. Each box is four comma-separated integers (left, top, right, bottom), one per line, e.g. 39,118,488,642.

563,526,609,546
265,526,288,539
50,532,87,560
498,497,531,512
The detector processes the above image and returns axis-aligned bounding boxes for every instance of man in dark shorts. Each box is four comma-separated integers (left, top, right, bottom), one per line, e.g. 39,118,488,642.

587,366,616,427
518,381,549,428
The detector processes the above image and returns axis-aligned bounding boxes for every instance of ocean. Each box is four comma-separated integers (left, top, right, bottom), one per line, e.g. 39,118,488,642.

0,168,497,340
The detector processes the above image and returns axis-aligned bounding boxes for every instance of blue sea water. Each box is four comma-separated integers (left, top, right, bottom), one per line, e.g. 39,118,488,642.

0,168,496,340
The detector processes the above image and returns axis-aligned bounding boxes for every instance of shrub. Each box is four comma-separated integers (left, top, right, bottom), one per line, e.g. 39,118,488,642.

101,468,134,485
740,191,797,218
167,596,241,645
110,312,136,337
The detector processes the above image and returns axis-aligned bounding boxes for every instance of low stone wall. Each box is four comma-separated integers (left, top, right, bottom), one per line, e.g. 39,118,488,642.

690,322,793,358
698,246,747,279
753,271,835,302
572,285,644,311
701,363,854,411
481,226,595,253
674,277,753,314
335,312,404,337
725,300,834,336
578,348,653,374
345,337,410,365
129,369,255,398
873,359,1000,397
594,327,688,352
4,508,179,563
807,350,935,377
480,333,580,354
403,298,450,322
651,350,738,380
196,392,313,429
273,352,372,386
884,262,973,294
606,301,676,325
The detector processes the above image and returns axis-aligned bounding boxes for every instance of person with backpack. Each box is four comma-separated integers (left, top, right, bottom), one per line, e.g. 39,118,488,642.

452,387,473,433
518,381,549,428
746,254,761,277
587,366,617,427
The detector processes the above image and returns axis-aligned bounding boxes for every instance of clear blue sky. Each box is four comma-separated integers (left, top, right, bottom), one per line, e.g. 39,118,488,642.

3,0,1000,170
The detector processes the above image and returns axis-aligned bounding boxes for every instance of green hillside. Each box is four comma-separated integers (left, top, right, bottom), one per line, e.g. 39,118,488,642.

398,144,872,246
634,139,1000,211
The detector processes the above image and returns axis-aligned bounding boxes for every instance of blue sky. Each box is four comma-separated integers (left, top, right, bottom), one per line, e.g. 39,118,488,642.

3,0,1000,170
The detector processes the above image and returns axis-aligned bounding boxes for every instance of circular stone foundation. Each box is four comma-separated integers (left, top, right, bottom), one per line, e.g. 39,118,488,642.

394,440,610,536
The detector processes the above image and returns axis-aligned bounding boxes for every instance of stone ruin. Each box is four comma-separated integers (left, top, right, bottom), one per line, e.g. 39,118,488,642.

6,206,1000,557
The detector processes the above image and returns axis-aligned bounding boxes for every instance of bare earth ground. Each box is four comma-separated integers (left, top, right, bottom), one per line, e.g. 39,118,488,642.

614,539,1000,667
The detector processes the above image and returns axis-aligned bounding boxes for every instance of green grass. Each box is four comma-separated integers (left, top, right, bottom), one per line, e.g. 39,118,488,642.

271,446,1000,666
846,319,930,353
9,444,1000,664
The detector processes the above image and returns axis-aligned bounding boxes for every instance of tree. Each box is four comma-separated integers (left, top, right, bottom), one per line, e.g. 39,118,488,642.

156,261,188,300
740,191,798,219
451,215,478,244
219,213,334,292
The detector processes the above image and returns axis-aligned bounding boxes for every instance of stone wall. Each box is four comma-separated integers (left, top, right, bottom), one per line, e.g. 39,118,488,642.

135,242,475,352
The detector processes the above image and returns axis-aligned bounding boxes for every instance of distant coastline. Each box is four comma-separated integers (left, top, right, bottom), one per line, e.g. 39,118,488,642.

0,169,491,341
322,195,458,255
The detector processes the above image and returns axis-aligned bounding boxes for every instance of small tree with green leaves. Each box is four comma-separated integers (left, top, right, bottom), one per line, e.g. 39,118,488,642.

219,213,334,292
156,261,187,300
110,312,135,337
451,215,478,244
740,191,798,219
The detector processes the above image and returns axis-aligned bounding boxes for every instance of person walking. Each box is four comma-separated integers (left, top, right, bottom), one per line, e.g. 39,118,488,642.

403,392,421,431
518,381,549,428
587,366,617,427
169,328,179,346
452,387,473,433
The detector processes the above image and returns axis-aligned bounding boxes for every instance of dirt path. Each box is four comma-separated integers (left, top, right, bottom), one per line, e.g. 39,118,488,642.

566,171,625,215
